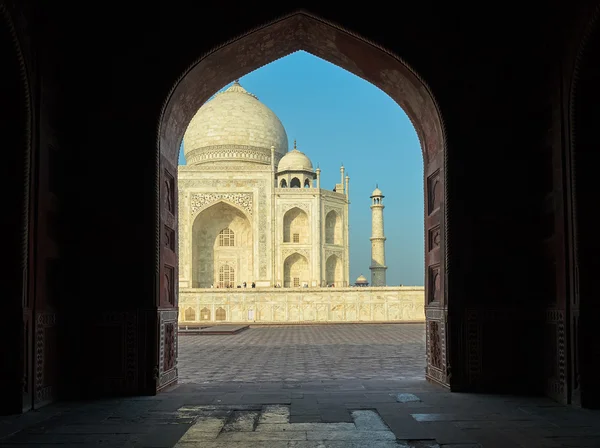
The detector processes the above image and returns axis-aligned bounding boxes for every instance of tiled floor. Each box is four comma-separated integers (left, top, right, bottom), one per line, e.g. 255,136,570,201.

178,323,426,383
2,379,600,447
1,324,600,447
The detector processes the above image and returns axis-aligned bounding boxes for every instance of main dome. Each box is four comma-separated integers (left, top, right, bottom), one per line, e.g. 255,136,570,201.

183,81,289,166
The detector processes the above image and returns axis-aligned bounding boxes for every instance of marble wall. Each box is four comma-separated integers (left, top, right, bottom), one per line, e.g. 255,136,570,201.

178,286,425,324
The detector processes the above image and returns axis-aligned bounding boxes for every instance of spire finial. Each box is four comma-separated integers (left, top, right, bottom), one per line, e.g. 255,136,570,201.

376,183,378,188
234,79,240,84
293,139,297,150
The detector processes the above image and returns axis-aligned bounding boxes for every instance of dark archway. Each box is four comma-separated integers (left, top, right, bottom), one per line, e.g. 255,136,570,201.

158,11,448,390
0,1,33,415
569,3,600,408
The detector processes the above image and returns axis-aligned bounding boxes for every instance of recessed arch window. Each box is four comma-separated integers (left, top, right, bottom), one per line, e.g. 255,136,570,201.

280,179,287,188
218,227,235,247
218,264,235,288
304,178,311,188
290,177,301,188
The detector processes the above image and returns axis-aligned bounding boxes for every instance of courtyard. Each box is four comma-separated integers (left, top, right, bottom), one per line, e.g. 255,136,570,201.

177,323,426,384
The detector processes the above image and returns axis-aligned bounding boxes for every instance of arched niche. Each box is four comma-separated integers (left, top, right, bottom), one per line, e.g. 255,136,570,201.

158,11,448,388
325,210,342,245
192,201,252,288
290,177,301,188
326,254,342,286
284,252,309,288
283,207,309,244
184,307,196,321
280,178,287,188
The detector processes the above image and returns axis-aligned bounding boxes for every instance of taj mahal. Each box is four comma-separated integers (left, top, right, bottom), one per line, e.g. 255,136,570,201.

177,80,424,325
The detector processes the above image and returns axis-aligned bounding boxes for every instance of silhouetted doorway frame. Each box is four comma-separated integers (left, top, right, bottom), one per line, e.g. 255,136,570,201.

156,11,449,392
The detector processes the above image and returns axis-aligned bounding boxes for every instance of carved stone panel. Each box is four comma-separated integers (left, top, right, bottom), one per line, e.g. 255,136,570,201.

190,192,253,217
427,170,441,215
164,225,175,251
428,264,441,304
164,171,175,214
428,225,441,251
164,265,175,306
429,321,442,369
163,323,176,371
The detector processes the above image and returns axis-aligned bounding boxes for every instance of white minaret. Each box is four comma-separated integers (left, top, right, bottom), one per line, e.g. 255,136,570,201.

369,185,387,286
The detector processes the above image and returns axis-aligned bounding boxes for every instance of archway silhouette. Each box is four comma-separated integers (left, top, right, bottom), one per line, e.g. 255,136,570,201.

157,11,448,391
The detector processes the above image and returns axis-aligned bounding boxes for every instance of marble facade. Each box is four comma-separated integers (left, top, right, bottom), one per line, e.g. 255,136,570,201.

179,286,425,324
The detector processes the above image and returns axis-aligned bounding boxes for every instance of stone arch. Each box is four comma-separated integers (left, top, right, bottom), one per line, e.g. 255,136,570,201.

303,178,311,188
283,207,309,244
184,307,196,321
215,307,226,321
569,3,600,407
280,178,287,188
290,177,301,188
326,254,342,286
200,307,211,321
192,201,252,288
283,252,309,288
158,11,448,387
325,210,342,245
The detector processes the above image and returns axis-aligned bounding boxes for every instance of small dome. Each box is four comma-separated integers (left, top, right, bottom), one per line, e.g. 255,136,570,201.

277,141,313,172
355,274,368,284
183,80,288,165
371,187,384,197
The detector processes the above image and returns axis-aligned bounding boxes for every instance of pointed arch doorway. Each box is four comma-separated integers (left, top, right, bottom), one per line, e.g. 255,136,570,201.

156,11,448,392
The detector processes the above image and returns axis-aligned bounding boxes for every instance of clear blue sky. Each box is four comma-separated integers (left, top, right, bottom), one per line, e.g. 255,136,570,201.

179,51,424,286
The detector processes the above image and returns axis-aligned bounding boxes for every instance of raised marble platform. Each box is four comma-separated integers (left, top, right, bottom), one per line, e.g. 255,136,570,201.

184,324,249,335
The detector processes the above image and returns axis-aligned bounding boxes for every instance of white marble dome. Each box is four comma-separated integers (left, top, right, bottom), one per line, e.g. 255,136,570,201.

371,187,384,197
277,145,313,172
355,274,368,284
183,80,289,165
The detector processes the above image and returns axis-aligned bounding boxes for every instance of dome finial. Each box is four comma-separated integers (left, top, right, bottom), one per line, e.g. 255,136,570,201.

293,139,297,150
234,79,240,84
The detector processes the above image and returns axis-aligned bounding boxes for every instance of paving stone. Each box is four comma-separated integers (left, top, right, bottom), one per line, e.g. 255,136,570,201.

221,410,259,432
216,430,308,441
351,409,390,431
396,393,422,403
306,430,397,440
257,404,290,424
289,414,322,423
256,422,356,432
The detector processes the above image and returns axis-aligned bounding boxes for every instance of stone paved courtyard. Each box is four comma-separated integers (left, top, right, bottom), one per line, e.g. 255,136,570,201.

3,323,600,446
177,323,426,384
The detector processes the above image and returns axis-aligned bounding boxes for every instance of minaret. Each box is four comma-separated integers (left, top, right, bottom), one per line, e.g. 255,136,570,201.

369,185,387,286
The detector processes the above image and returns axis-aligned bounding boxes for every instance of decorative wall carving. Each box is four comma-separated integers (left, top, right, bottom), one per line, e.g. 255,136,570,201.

427,170,441,214
178,287,426,323
185,145,274,165
164,265,175,306
163,323,176,371
191,192,253,217
545,309,566,399
164,171,175,214
325,248,343,261
324,205,343,218
428,264,441,303
282,202,310,215
164,225,175,250
258,183,267,277
282,248,310,260
429,320,442,369
428,225,441,251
